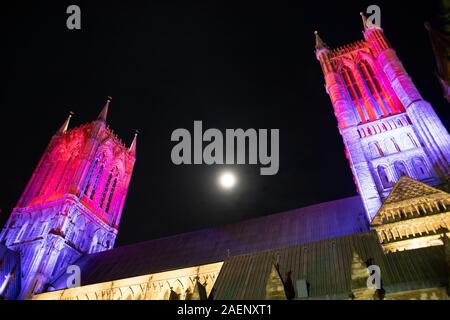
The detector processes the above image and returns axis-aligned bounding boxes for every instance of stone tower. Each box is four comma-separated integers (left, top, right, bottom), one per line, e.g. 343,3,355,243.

0,98,137,298
315,13,450,221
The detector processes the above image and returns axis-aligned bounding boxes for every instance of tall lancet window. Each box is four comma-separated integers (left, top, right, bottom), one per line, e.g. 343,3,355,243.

100,171,113,209
84,153,106,200
394,161,409,178
358,60,389,117
377,166,391,189
358,60,402,115
106,177,118,214
83,159,99,196
55,156,72,192
369,141,384,158
101,167,120,212
412,157,429,180
90,164,104,200
341,66,368,123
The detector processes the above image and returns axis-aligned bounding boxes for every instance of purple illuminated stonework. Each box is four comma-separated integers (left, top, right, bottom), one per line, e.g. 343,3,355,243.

0,99,136,299
315,14,450,221
1,12,449,301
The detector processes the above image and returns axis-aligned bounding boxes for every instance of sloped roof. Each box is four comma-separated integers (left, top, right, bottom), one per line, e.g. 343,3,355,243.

212,231,448,299
384,176,442,205
50,196,368,289
371,176,449,226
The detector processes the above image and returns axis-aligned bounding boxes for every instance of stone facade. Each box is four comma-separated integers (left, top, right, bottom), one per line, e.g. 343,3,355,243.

0,99,137,299
32,262,222,300
372,176,450,252
315,14,450,221
1,12,450,301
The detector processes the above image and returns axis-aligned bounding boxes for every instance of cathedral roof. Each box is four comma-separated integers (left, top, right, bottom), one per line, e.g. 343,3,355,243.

371,176,450,226
383,176,443,205
49,196,368,289
212,231,448,299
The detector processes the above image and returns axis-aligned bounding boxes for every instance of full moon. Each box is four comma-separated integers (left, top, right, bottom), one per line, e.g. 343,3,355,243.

218,171,237,190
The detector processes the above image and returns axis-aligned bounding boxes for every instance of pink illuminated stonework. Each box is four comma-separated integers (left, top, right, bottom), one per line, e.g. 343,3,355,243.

0,98,137,298
315,13,450,221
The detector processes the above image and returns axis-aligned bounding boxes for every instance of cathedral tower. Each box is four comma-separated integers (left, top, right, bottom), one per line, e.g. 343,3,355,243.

0,98,137,298
315,13,450,221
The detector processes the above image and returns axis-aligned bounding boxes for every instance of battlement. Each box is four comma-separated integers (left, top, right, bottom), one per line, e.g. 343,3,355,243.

330,39,368,58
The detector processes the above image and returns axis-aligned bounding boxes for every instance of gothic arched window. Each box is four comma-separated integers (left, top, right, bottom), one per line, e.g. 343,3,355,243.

100,167,120,211
369,142,384,158
83,159,99,196
341,66,366,123
412,157,429,180
100,172,113,209
55,156,73,192
407,134,418,148
85,152,107,200
394,161,409,178
106,177,118,213
90,164,104,200
377,166,391,189
358,60,395,116
385,138,400,154
391,138,401,152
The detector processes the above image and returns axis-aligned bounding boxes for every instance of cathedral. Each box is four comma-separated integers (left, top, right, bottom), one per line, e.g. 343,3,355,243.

1,13,449,300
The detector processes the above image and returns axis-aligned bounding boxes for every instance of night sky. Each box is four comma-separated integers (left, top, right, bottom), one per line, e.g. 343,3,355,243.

1,1,448,247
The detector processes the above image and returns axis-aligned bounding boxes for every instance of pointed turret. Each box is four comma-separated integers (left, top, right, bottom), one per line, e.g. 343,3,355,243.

97,96,111,122
128,130,138,156
57,111,74,135
314,30,328,51
360,12,380,31
360,12,369,31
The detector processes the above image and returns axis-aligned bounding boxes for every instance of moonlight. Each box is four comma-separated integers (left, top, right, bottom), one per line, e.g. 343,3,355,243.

218,171,237,190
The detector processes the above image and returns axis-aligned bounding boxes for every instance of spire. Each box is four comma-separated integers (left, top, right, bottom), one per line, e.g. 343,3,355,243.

360,12,380,31
57,111,74,135
97,96,111,122
314,30,328,51
360,12,369,30
128,130,138,156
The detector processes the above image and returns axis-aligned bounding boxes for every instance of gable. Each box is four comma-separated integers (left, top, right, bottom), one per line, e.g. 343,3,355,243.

371,176,448,226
